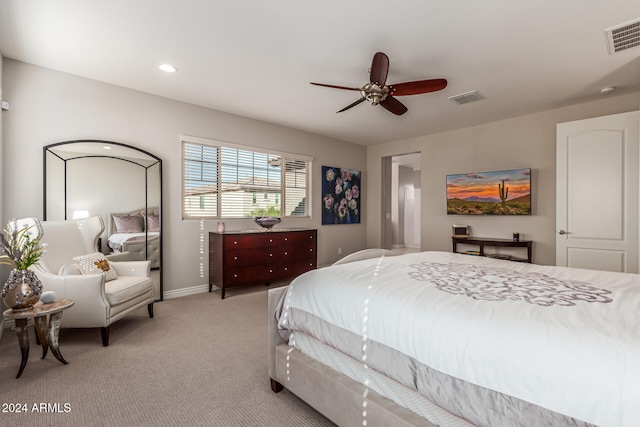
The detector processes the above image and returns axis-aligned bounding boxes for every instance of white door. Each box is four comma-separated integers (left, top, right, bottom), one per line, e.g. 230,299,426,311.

556,110,639,272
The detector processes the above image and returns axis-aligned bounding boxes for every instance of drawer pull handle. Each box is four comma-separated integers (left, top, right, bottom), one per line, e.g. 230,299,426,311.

284,251,288,255
234,274,238,278
284,238,288,241
269,269,273,273
269,253,273,257
234,241,238,245
269,239,273,243
234,256,238,260
284,267,288,271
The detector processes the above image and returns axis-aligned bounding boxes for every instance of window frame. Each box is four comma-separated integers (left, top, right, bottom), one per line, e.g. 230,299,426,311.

181,135,312,220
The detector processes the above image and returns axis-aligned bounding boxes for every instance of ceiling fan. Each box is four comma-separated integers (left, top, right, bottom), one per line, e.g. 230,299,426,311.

311,52,447,116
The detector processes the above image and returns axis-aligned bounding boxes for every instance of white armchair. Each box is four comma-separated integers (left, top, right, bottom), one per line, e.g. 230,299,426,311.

30,216,154,346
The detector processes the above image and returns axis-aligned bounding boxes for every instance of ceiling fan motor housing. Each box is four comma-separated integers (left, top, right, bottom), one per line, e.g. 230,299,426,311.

361,83,389,105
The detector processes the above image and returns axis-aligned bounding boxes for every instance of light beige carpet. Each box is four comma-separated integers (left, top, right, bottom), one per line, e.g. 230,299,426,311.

0,283,335,426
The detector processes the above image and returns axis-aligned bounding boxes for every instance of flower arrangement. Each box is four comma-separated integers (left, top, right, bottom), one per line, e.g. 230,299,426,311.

322,166,361,224
0,219,46,270
1,219,46,309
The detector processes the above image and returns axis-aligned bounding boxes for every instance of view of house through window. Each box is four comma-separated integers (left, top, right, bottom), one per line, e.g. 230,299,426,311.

182,138,311,219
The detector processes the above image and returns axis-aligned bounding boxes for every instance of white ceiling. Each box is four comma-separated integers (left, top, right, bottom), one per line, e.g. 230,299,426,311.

1,0,639,146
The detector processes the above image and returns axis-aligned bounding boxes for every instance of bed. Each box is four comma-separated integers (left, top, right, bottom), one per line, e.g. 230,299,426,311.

269,250,640,427
107,208,160,269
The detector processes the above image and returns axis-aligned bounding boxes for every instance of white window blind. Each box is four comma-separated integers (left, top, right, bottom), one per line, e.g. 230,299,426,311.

182,138,311,220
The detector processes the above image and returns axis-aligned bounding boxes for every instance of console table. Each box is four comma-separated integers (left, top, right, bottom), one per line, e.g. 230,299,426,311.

452,237,532,263
209,229,317,298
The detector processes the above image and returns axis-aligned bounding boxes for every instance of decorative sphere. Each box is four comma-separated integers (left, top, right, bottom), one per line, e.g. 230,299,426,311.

40,291,57,304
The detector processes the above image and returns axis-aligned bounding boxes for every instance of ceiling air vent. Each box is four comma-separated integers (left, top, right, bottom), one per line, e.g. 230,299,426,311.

448,90,482,105
604,18,640,54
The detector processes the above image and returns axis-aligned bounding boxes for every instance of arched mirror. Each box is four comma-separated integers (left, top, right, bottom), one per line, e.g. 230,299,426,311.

43,140,163,300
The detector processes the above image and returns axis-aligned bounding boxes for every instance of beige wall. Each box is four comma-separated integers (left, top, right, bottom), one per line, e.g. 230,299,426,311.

4,56,639,296
1,59,367,297
367,92,640,265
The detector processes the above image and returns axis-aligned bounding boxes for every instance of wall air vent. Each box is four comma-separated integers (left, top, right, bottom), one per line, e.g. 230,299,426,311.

448,90,482,105
604,18,640,54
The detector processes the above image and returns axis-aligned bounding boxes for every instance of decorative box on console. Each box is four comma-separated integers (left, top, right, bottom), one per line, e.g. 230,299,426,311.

209,229,317,299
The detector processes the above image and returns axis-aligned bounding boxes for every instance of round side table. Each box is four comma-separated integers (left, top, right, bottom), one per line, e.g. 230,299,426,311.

2,299,75,378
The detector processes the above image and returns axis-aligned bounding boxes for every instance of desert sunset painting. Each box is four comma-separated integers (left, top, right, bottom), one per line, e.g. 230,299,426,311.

447,168,531,215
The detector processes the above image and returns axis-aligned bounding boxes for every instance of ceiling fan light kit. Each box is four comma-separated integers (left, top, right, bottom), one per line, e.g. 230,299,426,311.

360,83,389,105
311,52,447,116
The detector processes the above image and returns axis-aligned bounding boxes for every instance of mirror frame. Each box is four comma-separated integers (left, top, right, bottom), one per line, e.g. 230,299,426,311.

43,139,163,300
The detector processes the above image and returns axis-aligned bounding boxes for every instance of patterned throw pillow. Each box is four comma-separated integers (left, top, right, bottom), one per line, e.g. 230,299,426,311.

112,214,144,233
72,252,118,281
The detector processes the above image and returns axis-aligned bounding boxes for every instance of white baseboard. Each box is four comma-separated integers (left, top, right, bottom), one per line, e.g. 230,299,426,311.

391,243,420,249
163,284,210,300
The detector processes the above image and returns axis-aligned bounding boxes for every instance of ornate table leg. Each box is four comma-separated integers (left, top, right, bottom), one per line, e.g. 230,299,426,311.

47,312,69,365
33,316,49,359
13,318,30,379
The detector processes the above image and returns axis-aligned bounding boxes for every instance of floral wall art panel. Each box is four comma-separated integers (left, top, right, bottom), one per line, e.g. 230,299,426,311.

322,166,361,225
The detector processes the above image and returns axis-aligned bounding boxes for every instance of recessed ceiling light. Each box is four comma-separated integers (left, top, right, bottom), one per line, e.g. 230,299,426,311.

600,86,616,95
159,64,178,73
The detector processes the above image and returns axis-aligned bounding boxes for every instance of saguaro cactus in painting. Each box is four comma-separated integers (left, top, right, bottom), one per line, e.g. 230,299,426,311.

498,180,509,207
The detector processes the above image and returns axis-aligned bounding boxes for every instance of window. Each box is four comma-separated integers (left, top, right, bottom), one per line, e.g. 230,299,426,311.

182,137,312,219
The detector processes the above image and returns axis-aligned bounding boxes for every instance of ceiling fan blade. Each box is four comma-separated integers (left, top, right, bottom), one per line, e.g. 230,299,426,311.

389,79,448,96
310,82,361,91
337,97,366,113
369,52,389,86
380,96,408,115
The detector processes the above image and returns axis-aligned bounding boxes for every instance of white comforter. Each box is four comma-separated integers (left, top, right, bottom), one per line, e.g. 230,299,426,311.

278,251,640,427
108,232,159,248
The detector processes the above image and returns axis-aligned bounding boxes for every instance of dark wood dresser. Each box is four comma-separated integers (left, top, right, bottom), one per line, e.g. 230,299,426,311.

209,229,317,298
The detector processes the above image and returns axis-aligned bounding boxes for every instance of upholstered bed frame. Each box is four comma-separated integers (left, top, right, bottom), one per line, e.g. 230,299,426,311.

107,207,160,269
268,285,438,427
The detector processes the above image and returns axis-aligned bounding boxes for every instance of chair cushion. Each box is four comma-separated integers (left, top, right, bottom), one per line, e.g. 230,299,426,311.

73,252,118,281
104,276,153,306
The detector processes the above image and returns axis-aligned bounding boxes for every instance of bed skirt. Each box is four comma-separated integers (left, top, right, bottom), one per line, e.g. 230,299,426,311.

269,286,439,427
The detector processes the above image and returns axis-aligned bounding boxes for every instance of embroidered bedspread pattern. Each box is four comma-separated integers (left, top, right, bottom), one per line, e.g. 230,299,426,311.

278,251,640,427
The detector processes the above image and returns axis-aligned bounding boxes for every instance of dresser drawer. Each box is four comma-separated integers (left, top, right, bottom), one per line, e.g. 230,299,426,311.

280,245,315,262
281,231,316,247
225,264,280,285
224,233,279,249
280,261,316,278
226,248,278,267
